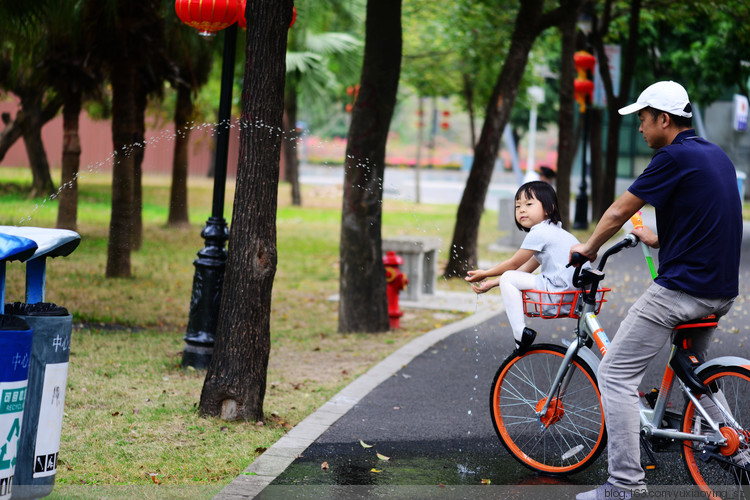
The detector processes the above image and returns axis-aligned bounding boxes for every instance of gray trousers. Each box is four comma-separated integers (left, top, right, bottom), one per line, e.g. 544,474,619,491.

598,283,735,490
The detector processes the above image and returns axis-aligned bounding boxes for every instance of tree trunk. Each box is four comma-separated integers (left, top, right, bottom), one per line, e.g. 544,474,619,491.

589,107,605,220
0,97,61,164
168,84,192,227
0,115,23,163
131,88,147,251
199,0,291,421
18,96,55,198
462,73,477,148
106,62,136,278
443,0,551,278
593,0,641,216
553,2,580,230
337,0,402,334
283,75,301,206
56,92,82,231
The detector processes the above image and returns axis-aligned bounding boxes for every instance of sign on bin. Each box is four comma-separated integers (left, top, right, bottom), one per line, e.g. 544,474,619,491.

8,303,73,497
0,316,33,500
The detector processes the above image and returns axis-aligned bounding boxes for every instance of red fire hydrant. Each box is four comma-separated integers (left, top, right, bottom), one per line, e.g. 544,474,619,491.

383,250,408,329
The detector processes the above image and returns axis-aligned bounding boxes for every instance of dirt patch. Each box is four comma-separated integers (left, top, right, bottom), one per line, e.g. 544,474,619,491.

267,309,465,388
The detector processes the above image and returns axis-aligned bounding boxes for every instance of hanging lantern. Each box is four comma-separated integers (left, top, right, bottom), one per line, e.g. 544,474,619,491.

175,0,242,37
238,0,246,29
573,51,596,113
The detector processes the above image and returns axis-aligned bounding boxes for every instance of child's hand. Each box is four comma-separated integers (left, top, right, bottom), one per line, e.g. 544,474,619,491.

471,280,495,294
465,269,484,283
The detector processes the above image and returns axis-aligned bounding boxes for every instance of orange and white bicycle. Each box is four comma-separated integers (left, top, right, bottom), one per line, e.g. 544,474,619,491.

489,233,750,499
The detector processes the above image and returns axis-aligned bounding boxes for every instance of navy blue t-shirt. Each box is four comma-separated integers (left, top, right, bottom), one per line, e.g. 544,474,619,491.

628,129,742,298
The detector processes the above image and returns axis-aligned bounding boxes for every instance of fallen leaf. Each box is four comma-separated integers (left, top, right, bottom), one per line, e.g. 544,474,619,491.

321,461,329,470
359,439,374,448
371,468,382,473
377,453,390,461
481,478,491,485
148,473,160,484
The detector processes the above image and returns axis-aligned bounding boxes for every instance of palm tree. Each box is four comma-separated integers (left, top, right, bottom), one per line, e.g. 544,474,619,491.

283,0,363,205
41,0,106,230
163,6,214,227
0,3,61,197
82,0,168,277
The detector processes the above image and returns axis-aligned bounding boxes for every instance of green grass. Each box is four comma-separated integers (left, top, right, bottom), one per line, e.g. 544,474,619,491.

0,166,509,491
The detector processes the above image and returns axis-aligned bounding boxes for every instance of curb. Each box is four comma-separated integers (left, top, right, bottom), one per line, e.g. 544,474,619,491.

213,307,503,500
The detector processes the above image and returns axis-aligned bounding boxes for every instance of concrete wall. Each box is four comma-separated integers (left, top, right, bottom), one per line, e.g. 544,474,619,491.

0,99,250,178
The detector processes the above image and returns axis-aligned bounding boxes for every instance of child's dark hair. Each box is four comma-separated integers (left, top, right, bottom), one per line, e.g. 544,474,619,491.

514,181,561,232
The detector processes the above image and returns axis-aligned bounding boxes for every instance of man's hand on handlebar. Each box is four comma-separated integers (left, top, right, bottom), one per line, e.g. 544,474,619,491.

631,225,659,248
569,243,597,267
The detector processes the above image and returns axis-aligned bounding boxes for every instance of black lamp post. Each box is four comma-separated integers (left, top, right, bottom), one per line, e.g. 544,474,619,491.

572,15,594,231
181,24,237,369
573,103,590,230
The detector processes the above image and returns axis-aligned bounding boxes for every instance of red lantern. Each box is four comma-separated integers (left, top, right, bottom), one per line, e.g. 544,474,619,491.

573,50,596,113
238,0,246,29
175,0,242,37
573,51,596,73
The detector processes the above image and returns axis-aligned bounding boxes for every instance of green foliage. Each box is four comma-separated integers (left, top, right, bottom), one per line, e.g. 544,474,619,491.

401,0,516,103
615,0,750,103
284,0,365,134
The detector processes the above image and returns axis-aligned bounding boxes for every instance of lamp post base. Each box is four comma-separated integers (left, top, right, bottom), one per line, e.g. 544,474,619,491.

181,216,229,369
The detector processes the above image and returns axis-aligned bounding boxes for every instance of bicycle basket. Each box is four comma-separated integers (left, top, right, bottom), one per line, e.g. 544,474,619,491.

522,288,610,319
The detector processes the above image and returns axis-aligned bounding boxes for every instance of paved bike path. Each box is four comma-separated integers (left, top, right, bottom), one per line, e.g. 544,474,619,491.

217,231,750,499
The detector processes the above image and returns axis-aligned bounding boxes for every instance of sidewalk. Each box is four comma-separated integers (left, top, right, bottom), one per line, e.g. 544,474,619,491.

214,294,504,499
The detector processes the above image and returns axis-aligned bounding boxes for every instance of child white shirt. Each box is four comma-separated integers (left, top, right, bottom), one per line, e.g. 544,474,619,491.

521,220,580,292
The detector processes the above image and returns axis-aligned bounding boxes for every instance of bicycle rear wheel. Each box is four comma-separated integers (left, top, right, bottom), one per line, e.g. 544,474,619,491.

682,365,750,500
489,343,606,475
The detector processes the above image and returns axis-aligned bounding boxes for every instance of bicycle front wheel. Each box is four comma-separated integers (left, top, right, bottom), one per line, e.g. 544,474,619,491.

489,343,606,475
682,365,750,500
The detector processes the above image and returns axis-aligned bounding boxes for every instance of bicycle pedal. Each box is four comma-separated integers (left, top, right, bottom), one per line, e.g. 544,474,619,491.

640,435,659,469
644,388,659,409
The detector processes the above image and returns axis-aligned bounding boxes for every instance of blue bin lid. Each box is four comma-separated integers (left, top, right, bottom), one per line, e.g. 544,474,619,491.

0,233,38,263
0,226,80,259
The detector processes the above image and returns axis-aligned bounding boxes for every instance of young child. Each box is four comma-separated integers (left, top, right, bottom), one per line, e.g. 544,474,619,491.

466,181,582,354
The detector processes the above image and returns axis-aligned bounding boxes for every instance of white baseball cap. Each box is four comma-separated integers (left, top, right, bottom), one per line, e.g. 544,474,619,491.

618,81,692,118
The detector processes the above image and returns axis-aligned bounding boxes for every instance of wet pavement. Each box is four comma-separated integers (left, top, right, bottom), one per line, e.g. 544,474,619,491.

215,230,750,499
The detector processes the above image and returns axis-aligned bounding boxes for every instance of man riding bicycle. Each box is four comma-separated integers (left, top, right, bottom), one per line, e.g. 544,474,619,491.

571,81,743,500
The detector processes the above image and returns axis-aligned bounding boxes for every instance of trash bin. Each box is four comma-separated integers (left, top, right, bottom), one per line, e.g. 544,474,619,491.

6,303,71,500
0,233,37,500
0,227,79,500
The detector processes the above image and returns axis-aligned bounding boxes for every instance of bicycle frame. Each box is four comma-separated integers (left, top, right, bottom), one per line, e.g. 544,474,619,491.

535,236,731,449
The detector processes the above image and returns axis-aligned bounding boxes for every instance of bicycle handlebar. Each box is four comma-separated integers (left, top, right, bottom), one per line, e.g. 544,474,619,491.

569,233,640,289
